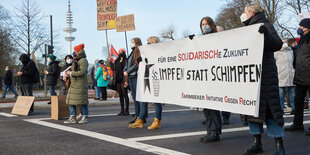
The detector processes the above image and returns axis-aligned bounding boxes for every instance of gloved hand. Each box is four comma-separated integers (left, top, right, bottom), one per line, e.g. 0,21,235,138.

189,34,195,40
258,25,268,35
137,56,142,63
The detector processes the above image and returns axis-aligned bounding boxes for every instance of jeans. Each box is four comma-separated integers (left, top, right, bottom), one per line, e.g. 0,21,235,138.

154,103,162,120
129,78,140,117
49,85,57,96
95,86,100,99
293,84,310,126
248,119,285,138
2,85,18,97
22,83,34,113
279,87,295,110
69,105,89,116
203,109,222,134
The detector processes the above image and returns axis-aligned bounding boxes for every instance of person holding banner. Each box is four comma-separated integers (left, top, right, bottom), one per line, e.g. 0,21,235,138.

64,44,89,124
145,36,163,130
196,16,223,143
124,38,148,127
239,3,285,155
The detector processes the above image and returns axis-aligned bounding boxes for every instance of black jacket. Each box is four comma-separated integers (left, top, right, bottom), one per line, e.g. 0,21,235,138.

46,61,59,86
294,32,310,86
19,54,36,84
4,70,13,85
113,56,127,85
241,12,284,126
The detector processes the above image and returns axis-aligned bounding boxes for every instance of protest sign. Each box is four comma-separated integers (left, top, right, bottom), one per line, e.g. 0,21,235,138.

11,96,35,116
136,24,264,117
97,0,117,30
116,14,135,32
51,95,70,120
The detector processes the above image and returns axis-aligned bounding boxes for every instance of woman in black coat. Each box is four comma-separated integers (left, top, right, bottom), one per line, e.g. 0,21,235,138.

240,3,285,155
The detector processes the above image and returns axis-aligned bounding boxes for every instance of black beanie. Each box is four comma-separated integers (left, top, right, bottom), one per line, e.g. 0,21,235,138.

299,18,310,29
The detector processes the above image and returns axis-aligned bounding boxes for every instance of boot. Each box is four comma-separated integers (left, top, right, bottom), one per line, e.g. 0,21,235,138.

148,118,161,130
201,133,220,143
129,118,144,128
244,134,263,155
284,124,304,132
274,137,285,155
64,116,77,124
200,133,211,142
129,116,137,123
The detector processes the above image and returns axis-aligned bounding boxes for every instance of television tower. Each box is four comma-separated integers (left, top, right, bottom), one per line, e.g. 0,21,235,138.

63,0,76,55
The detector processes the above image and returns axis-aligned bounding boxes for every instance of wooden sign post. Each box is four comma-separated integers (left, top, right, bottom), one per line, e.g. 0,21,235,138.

11,96,35,116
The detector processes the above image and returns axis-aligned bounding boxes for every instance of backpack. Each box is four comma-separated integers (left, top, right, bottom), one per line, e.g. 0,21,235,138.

33,66,40,83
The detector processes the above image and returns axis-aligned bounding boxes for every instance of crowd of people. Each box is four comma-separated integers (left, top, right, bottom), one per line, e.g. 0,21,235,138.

1,2,310,155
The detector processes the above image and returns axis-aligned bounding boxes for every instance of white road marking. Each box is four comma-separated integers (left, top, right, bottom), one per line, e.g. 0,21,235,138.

127,120,310,142
0,112,17,117
24,118,190,155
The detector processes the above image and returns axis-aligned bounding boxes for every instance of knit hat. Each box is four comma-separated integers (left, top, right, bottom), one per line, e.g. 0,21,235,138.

118,48,126,53
299,18,310,29
99,60,104,64
74,44,85,53
48,54,57,62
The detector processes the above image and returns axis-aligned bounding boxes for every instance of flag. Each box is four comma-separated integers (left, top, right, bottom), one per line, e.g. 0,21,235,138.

110,44,119,62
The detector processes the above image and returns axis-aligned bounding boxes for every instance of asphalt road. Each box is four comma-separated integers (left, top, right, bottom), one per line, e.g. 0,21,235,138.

0,103,310,155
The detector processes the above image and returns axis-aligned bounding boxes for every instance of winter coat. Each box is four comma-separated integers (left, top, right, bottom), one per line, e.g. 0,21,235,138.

66,50,89,105
124,48,139,79
241,12,284,126
46,61,59,86
19,54,36,84
294,32,310,86
90,66,98,87
274,44,295,87
113,56,127,85
95,66,108,87
4,70,13,86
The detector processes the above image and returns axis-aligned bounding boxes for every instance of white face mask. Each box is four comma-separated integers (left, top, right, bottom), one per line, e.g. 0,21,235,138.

202,25,211,34
130,43,135,49
66,59,72,64
5,68,8,71
240,13,248,23
282,43,288,49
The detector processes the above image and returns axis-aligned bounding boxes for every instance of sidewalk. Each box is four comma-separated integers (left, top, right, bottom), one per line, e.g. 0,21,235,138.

0,89,134,108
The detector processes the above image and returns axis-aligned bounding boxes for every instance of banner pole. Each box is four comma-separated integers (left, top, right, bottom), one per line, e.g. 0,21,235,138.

125,31,129,55
105,28,110,61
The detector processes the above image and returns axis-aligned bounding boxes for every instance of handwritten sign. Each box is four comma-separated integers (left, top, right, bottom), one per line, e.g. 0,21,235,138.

116,14,135,32
97,0,117,30
11,96,35,116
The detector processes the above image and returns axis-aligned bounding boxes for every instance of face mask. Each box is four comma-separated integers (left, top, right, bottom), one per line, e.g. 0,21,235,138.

130,43,135,49
5,68,8,71
282,43,288,48
66,59,72,64
73,51,77,57
202,25,212,34
297,28,304,36
96,63,99,66
240,13,248,23
119,53,125,58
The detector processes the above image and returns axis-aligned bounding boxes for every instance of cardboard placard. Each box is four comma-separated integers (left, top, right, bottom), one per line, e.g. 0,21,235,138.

51,95,70,120
116,14,135,32
11,96,35,116
97,0,117,30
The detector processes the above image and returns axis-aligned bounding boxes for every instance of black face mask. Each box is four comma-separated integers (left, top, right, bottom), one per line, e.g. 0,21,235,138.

119,53,125,58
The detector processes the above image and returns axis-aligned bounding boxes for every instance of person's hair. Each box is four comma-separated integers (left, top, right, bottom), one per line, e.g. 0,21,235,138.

64,55,73,60
245,3,264,13
131,38,142,65
147,36,160,44
200,17,217,33
287,38,297,45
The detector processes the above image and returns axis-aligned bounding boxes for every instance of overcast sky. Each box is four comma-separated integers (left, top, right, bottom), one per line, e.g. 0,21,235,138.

0,0,226,64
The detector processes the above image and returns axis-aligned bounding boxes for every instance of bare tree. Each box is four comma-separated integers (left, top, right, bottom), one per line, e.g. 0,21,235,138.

159,25,176,40
13,0,49,56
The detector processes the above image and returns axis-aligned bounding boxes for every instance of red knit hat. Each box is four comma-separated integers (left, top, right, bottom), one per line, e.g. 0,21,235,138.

74,44,85,53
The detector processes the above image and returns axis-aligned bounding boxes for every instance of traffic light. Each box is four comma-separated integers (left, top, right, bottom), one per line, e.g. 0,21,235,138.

48,45,54,54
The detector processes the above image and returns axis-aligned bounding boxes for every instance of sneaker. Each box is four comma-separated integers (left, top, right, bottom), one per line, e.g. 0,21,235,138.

78,116,88,124
64,116,77,124
201,134,220,143
76,113,83,121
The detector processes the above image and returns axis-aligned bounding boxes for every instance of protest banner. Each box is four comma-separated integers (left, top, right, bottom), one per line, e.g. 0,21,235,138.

97,0,117,30
136,24,264,117
116,14,135,32
11,96,35,116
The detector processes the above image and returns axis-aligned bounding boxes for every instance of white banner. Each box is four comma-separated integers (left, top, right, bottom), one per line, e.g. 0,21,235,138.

136,24,264,117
